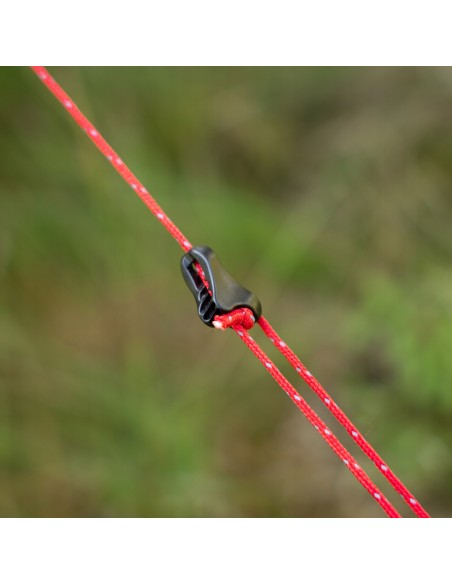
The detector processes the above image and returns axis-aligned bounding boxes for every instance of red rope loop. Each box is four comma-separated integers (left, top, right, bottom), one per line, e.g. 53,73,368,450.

213,307,255,330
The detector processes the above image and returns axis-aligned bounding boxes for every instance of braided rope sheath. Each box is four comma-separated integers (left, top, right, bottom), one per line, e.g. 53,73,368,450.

233,324,401,517
31,67,192,253
31,66,429,517
257,316,430,518
216,309,429,517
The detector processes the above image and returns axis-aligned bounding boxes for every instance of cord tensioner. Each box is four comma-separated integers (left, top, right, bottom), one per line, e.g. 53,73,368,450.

181,246,262,327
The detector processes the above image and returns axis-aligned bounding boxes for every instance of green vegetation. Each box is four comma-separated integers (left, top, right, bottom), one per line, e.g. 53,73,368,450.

0,67,451,516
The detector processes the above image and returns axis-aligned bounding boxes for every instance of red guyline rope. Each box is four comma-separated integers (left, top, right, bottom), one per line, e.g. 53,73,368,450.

233,324,401,517
257,315,430,518
216,310,429,518
31,66,428,518
31,67,192,254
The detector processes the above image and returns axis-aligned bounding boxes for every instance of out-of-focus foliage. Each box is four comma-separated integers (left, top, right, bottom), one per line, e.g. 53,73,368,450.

0,67,451,517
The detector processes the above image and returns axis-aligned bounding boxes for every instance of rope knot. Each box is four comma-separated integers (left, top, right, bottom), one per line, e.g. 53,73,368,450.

213,307,255,331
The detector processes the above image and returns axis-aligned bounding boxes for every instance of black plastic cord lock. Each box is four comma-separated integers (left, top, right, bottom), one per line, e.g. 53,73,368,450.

181,245,262,327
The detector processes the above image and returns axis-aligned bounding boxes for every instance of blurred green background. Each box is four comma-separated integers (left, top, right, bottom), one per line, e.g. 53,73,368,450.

1,67,451,517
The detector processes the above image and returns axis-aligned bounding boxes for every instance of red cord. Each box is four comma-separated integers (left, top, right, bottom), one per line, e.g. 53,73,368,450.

232,324,401,518
31,66,429,518
216,309,429,518
31,67,192,253
257,316,430,518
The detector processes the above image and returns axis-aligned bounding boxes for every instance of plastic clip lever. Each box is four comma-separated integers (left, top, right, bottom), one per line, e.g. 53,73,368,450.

181,246,262,327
